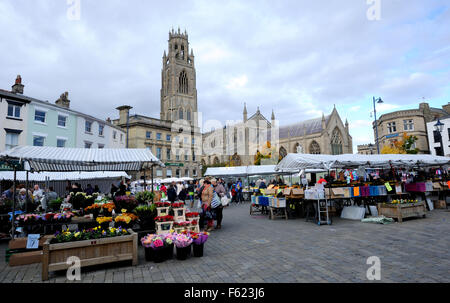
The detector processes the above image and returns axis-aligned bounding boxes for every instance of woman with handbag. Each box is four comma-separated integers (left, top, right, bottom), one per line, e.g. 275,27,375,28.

212,178,226,230
201,179,214,232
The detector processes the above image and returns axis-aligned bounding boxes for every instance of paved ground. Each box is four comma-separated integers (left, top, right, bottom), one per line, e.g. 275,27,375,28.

0,202,449,283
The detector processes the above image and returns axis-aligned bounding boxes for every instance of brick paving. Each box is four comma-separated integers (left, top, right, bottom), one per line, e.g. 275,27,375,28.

0,203,449,283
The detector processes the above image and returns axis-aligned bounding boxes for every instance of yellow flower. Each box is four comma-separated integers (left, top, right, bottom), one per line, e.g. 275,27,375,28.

121,209,127,213
74,232,80,238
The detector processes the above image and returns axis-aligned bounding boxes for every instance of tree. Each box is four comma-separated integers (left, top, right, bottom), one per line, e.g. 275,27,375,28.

381,132,419,154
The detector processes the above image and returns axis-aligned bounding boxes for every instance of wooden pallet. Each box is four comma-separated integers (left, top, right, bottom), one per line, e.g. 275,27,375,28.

377,202,426,223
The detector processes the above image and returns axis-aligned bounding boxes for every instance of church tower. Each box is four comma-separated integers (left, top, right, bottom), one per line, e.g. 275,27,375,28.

160,28,198,126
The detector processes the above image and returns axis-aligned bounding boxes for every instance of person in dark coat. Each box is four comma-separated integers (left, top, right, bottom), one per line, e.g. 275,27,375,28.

167,182,178,203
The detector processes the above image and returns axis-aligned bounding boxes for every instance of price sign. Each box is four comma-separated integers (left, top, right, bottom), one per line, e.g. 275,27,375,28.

26,234,40,249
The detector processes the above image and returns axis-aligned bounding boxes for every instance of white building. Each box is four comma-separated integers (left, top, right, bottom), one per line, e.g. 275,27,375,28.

0,76,29,152
76,115,125,149
427,116,450,156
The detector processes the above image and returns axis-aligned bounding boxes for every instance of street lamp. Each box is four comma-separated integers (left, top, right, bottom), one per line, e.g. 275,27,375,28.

434,119,445,156
373,97,384,154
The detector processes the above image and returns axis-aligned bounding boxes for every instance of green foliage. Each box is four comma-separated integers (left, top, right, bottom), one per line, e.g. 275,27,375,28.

49,198,63,211
133,204,156,218
135,191,155,204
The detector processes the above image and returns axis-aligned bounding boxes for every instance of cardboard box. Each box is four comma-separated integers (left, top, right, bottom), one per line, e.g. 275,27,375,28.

8,250,43,266
264,189,276,195
283,188,292,195
291,188,304,195
330,188,345,198
434,200,447,209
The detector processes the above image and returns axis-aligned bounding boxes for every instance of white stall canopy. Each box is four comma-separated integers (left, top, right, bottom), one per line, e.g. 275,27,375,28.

0,146,164,172
0,171,130,181
275,153,450,172
205,165,299,177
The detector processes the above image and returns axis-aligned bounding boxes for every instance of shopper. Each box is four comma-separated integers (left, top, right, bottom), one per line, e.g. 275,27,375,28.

16,188,29,211
2,186,14,200
236,178,243,204
201,179,214,232
187,181,195,208
85,184,94,195
94,185,101,193
212,178,225,230
167,182,178,203
110,183,118,196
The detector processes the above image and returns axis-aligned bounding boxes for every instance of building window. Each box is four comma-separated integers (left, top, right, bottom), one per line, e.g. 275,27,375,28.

166,169,172,177
403,120,414,131
99,124,104,136
178,71,188,94
193,169,197,177
33,136,45,147
309,141,321,154
98,144,105,149
166,148,171,160
85,142,92,149
187,110,191,121
156,169,163,177
176,169,180,178
85,121,92,133
5,132,19,150
113,131,117,139
433,130,441,143
166,134,171,141
387,122,397,134
176,149,180,161
56,139,66,148
179,108,183,120
192,151,196,162
448,128,450,141
146,131,151,139
34,110,46,123
184,150,188,161
185,169,189,177
184,137,188,144
58,115,67,127
331,128,343,155
157,133,162,140
156,147,162,159
7,104,20,118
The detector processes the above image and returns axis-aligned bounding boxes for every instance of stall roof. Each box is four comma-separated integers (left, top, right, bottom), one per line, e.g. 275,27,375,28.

275,153,450,171
0,171,130,181
0,146,164,172
205,165,297,177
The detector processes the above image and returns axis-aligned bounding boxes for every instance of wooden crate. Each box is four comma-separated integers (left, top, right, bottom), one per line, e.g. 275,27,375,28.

173,208,186,222
156,207,170,217
434,200,447,209
377,202,426,223
42,229,137,281
155,221,173,235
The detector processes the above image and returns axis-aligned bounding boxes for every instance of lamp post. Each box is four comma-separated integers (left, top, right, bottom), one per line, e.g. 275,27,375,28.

373,97,384,154
434,119,445,156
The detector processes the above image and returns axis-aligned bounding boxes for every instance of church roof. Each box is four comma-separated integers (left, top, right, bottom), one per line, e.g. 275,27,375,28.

278,115,331,139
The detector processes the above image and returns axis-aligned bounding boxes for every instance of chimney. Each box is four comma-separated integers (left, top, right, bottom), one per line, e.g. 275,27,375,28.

116,105,133,125
11,75,24,94
55,92,70,108
442,102,450,115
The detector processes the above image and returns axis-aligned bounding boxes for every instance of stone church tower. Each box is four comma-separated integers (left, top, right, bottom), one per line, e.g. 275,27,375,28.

160,28,198,126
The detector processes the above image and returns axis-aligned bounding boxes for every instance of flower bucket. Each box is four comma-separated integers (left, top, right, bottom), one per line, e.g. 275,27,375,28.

176,245,191,260
144,246,155,261
153,248,166,263
192,243,204,257
164,244,174,260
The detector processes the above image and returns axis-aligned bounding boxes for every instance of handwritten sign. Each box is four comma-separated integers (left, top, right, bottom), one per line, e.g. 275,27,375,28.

385,182,392,192
26,234,40,249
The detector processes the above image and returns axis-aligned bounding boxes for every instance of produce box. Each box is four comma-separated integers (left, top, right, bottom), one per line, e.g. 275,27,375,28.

282,188,292,196
329,188,345,199
434,200,447,209
291,188,304,195
270,198,286,208
264,189,276,195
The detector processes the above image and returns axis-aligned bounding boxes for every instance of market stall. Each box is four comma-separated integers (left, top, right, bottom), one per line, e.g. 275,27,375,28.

0,146,165,276
274,153,450,224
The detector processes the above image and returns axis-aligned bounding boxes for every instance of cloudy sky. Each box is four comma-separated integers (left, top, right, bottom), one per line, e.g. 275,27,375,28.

1,0,449,152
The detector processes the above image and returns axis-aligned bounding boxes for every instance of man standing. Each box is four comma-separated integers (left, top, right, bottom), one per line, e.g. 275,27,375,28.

236,178,243,204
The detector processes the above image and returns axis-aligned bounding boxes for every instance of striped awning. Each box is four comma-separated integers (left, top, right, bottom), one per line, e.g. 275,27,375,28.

0,146,164,172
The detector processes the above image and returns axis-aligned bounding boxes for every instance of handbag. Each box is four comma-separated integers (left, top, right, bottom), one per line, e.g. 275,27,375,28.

221,196,230,207
211,191,221,209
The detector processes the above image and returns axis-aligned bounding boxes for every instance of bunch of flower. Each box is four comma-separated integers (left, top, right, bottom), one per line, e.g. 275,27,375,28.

84,193,99,206
53,211,74,222
174,221,190,227
114,195,138,212
114,213,139,224
155,215,174,222
190,231,209,245
155,202,171,207
84,203,101,212
150,236,164,250
190,220,198,226
172,202,185,208
96,216,113,224
186,212,199,218
173,233,193,248
16,214,42,225
52,226,128,243
164,233,174,246
141,234,156,248
101,202,116,213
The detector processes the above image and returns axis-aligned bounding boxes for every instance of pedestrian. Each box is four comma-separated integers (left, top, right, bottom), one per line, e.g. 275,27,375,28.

212,178,225,230
167,182,178,203
110,183,118,196
187,180,195,208
16,188,30,211
201,179,214,232
178,185,187,202
94,185,101,193
46,186,58,202
85,184,94,195
236,178,243,204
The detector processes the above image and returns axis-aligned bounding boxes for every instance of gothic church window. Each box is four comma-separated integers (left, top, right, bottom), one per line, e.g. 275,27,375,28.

179,108,183,120
187,109,191,121
178,71,188,94
331,128,343,155
279,146,287,159
309,141,321,154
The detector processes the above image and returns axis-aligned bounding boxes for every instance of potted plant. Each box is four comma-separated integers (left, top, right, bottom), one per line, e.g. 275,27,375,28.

174,233,193,260
136,191,155,204
84,203,101,218
134,204,156,230
141,234,156,261
96,216,113,230
148,235,166,263
163,233,174,260
114,212,139,229
101,202,115,216
191,232,209,257
114,195,138,212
